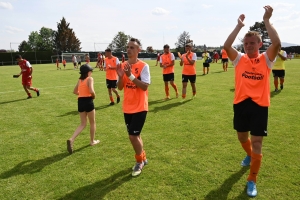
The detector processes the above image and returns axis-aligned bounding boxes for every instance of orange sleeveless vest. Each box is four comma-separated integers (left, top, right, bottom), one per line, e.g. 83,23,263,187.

182,52,196,75
78,78,92,98
222,49,228,59
122,60,148,113
234,53,271,106
105,56,118,80
161,53,174,74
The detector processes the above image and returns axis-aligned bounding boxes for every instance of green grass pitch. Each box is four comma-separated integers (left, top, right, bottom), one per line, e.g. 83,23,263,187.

0,59,300,199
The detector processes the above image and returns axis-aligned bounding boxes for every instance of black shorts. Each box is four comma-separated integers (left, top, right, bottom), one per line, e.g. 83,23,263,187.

182,74,196,83
63,64,66,67
233,98,268,136
124,111,147,135
78,61,81,65
203,63,210,67
106,79,117,89
163,73,175,82
73,62,77,66
222,58,229,63
78,97,94,112
272,70,285,78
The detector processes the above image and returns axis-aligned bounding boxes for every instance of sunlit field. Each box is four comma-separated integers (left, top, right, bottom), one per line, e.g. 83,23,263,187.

0,59,299,199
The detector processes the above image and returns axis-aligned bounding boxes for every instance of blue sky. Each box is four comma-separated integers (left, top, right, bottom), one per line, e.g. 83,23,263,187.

0,0,299,51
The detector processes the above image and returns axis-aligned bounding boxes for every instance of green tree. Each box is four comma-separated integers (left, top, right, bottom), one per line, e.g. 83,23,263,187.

27,31,40,50
38,27,55,51
146,46,154,53
54,17,81,52
175,31,190,52
18,40,32,52
108,31,131,52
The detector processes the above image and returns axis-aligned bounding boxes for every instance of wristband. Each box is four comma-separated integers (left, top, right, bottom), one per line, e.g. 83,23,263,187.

129,74,135,81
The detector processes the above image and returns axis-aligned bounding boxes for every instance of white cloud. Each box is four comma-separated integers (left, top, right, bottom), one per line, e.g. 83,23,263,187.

0,2,13,9
5,26,24,34
202,4,213,9
151,7,170,15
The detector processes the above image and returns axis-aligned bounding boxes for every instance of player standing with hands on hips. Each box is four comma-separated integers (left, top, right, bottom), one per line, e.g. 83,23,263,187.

224,6,281,197
117,38,150,177
15,55,40,99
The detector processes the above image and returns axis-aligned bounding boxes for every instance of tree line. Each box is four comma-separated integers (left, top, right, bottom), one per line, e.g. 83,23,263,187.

17,19,270,54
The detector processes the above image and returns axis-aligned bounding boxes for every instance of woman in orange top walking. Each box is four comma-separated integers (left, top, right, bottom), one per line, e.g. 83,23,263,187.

224,5,281,197
67,64,100,154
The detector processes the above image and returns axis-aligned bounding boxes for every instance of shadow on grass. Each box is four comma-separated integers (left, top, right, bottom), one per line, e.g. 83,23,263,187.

0,145,89,179
204,167,250,200
149,98,169,106
150,99,192,113
0,98,26,105
58,105,110,117
58,168,132,200
211,71,225,74
230,88,235,92
270,90,281,98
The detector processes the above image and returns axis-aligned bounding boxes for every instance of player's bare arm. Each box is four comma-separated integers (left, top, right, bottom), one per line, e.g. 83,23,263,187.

264,5,281,61
224,14,245,61
117,63,124,90
73,81,79,95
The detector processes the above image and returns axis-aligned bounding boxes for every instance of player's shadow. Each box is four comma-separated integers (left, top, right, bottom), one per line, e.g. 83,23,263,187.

204,167,249,200
150,99,192,113
230,88,235,92
270,90,281,98
0,145,89,179
0,98,26,105
211,71,225,74
94,104,110,111
57,105,110,117
149,99,170,106
58,168,132,200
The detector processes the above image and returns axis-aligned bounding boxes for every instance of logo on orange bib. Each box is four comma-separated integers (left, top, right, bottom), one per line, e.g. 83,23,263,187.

242,71,264,80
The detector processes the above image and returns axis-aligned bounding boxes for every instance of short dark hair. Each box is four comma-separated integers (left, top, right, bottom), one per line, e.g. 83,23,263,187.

15,54,22,59
105,48,111,52
163,44,170,49
130,38,141,46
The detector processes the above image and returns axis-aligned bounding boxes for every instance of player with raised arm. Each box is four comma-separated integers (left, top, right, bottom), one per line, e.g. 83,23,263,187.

223,6,281,197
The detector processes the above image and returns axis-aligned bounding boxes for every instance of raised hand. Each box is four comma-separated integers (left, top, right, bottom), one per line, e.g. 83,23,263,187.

123,62,132,77
263,5,273,20
238,14,245,27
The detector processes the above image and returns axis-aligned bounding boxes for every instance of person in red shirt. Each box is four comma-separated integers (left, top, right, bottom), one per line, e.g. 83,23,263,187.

62,58,67,69
56,58,61,70
224,6,280,197
155,52,160,66
117,38,150,177
67,64,100,154
15,55,40,99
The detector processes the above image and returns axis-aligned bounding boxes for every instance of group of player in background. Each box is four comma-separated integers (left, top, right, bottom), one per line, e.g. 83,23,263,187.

14,5,290,198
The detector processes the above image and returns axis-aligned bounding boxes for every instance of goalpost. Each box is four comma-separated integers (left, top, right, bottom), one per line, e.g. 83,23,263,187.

51,53,88,63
